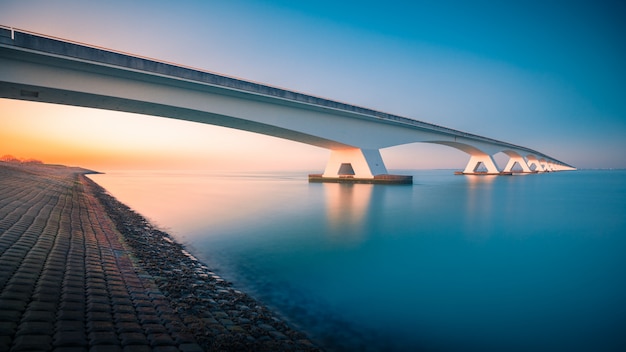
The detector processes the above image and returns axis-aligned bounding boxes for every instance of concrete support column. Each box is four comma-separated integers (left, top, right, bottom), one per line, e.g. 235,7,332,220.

503,155,532,173
323,148,388,179
463,154,500,174
526,156,545,172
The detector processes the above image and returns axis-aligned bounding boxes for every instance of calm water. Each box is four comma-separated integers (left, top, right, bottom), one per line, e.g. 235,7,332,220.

89,169,626,351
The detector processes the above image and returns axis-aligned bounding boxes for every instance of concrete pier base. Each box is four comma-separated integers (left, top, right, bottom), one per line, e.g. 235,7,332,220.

454,171,513,176
309,174,413,184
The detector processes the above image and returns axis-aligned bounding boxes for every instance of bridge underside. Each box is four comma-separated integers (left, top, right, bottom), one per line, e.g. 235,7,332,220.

0,28,575,184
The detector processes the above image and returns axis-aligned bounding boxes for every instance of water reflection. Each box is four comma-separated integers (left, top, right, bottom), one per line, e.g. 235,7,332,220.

88,170,626,352
322,183,372,244
463,175,496,239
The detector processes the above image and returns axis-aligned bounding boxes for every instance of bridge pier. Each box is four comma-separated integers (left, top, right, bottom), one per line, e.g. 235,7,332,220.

322,148,387,178
526,156,546,172
502,155,533,173
461,154,501,175
309,148,412,184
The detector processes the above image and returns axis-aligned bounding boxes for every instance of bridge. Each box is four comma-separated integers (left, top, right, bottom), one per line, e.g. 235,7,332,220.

0,26,575,183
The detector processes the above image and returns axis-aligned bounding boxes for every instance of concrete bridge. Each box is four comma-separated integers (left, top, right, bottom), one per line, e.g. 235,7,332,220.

0,26,575,183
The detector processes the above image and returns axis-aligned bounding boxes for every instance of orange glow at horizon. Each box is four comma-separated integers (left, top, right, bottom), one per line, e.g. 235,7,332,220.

1,98,331,171
1,98,469,172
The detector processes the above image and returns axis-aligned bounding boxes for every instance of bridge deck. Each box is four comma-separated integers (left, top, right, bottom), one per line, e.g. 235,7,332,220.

0,25,568,165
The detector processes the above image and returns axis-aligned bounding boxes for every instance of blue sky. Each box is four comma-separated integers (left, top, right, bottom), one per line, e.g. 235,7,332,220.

1,0,624,169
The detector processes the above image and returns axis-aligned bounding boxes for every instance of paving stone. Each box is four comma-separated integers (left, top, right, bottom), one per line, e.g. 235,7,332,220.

86,273,106,280
0,290,30,301
86,311,113,322
28,301,58,312
147,333,175,346
0,321,17,334
155,305,174,315
119,332,149,346
129,292,150,300
87,303,111,312
53,330,88,347
53,347,90,352
90,345,123,352
158,313,180,324
11,334,52,351
86,320,115,333
136,305,157,314
39,269,64,278
0,298,28,311
31,291,61,303
88,331,119,345
55,320,85,332
87,288,108,297
138,315,160,325
87,295,109,304
164,320,186,334
142,323,167,334
172,332,196,344
12,271,40,281
57,309,84,321
151,346,179,352
113,313,139,324
6,282,36,292
61,293,85,302
125,285,144,293
111,304,134,314
108,290,129,299
22,310,56,323
178,343,204,352
122,345,151,352
59,301,85,311
86,278,107,290
115,322,142,334
0,336,12,351
63,282,85,291
15,321,55,336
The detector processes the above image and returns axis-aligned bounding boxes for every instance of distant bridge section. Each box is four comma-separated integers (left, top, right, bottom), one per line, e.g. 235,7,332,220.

0,26,575,183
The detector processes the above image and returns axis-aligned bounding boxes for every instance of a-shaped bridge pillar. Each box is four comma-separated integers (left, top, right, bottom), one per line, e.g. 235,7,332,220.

309,148,412,184
526,155,546,172
462,154,500,174
502,154,532,173
324,148,387,178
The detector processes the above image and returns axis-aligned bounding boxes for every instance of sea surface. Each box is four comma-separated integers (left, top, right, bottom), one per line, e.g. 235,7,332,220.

89,169,626,351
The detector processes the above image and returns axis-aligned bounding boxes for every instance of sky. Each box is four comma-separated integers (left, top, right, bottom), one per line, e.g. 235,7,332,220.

1,0,625,171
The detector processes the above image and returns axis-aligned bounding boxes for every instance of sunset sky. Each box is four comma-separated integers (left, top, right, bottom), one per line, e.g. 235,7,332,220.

1,0,625,171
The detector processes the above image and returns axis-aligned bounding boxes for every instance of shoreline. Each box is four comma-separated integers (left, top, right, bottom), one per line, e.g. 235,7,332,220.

85,173,321,351
0,162,320,351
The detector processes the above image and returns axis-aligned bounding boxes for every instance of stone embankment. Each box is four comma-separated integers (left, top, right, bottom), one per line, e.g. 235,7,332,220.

0,163,320,351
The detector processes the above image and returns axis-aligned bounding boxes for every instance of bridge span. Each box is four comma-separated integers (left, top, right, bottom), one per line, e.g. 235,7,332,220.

0,26,574,183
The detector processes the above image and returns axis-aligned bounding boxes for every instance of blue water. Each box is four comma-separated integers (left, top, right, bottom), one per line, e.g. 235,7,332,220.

89,169,626,351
